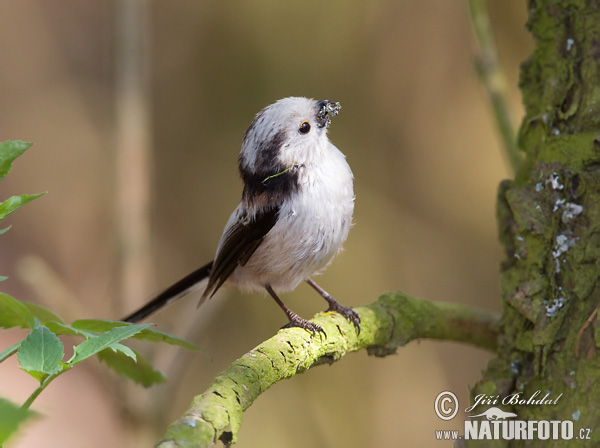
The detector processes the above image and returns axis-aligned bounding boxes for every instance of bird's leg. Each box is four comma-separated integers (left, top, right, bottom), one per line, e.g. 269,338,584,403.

305,277,361,333
265,284,326,337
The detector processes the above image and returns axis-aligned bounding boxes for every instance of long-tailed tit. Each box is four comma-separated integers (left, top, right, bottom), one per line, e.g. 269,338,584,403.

123,97,360,334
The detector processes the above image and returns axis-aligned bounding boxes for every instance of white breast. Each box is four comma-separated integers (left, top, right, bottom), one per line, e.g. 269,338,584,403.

229,142,354,292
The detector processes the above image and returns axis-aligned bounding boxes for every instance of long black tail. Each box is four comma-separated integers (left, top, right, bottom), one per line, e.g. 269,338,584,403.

123,261,213,323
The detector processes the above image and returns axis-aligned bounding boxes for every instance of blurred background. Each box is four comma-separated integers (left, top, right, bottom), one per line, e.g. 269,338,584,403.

0,1,531,447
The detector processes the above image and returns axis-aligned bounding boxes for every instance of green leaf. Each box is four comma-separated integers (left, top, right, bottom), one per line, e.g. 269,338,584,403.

135,327,202,351
98,348,167,387
68,323,151,366
0,293,35,329
0,193,46,221
0,225,11,234
107,342,137,361
0,276,7,282
17,326,65,381
0,397,36,444
0,140,32,180
71,319,130,333
73,319,202,351
0,341,22,363
22,302,64,325
45,321,95,339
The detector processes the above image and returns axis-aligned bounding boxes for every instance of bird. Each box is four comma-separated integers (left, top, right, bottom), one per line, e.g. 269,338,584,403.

123,97,360,335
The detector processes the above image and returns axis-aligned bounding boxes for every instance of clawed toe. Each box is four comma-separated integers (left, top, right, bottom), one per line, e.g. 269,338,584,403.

305,278,360,334
327,303,361,334
283,316,327,337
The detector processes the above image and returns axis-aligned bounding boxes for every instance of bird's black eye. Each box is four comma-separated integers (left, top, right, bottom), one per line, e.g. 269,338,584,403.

299,121,311,134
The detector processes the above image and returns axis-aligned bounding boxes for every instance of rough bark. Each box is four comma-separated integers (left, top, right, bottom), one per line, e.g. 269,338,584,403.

466,1,600,445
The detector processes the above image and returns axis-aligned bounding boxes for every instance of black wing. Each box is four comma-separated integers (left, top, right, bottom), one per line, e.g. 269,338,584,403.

200,206,279,304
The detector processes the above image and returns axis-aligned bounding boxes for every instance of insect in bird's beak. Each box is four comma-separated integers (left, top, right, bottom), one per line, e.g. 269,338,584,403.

316,100,342,128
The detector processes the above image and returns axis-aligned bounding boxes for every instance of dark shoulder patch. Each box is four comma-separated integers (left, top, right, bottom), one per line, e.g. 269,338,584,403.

254,130,287,173
240,166,299,205
239,129,298,204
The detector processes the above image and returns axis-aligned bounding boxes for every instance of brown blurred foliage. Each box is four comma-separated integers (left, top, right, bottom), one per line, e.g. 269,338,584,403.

0,1,531,447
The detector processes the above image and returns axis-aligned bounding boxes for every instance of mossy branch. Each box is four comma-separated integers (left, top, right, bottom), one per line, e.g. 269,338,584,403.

157,291,499,447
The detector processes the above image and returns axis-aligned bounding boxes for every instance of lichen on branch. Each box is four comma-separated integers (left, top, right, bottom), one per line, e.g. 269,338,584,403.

157,292,499,447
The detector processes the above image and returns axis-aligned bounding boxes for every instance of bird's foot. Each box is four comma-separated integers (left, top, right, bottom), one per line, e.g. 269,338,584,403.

326,301,361,334
282,313,326,338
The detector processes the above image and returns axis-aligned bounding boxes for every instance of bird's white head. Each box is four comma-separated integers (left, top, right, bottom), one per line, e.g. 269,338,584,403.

238,97,342,204
239,97,341,175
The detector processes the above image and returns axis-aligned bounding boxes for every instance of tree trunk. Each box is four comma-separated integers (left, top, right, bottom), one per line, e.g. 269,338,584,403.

467,1,600,445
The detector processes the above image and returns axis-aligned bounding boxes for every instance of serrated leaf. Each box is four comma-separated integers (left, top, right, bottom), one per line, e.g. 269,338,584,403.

73,319,201,351
68,323,151,366
0,341,22,363
71,319,130,333
0,140,32,180
22,302,64,325
0,193,46,221
0,293,35,329
45,321,95,339
108,342,137,361
135,327,202,351
98,348,167,387
0,397,36,444
17,326,65,381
